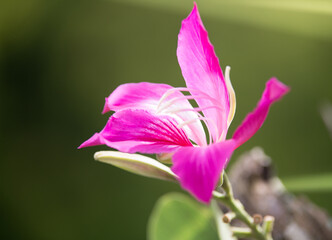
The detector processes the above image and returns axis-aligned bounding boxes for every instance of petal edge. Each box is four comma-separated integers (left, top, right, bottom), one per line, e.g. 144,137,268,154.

232,78,290,148
177,3,230,142
171,140,236,203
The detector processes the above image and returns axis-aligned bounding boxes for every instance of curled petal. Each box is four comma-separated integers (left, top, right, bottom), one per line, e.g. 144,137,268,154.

171,140,236,203
177,3,230,142
102,82,206,146
232,78,290,148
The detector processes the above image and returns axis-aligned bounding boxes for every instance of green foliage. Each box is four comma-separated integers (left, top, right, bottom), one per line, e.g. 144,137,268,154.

148,193,220,240
283,173,332,192
111,0,332,40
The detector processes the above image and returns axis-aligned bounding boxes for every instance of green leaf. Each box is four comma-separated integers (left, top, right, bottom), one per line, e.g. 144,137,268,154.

148,193,220,240
94,151,177,182
283,173,332,192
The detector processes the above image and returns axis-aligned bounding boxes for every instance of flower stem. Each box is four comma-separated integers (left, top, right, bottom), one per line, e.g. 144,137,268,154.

231,227,254,238
213,173,272,240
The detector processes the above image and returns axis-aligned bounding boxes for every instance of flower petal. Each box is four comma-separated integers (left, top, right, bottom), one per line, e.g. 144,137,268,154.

78,132,149,153
102,82,173,113
171,140,236,203
80,109,193,154
102,82,206,146
232,78,290,148
177,3,230,142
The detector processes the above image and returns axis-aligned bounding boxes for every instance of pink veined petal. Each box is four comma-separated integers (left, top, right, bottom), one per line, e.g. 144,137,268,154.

171,140,236,204
78,132,160,153
177,3,230,142
102,82,206,146
79,109,192,154
108,109,192,145
102,82,173,113
78,125,158,153
232,78,290,148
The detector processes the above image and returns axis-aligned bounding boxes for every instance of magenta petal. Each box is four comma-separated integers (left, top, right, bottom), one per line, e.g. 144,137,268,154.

78,133,104,149
78,129,147,153
80,109,192,154
107,109,192,146
102,82,173,113
78,131,151,152
171,140,236,204
232,78,290,148
102,82,206,146
177,3,230,142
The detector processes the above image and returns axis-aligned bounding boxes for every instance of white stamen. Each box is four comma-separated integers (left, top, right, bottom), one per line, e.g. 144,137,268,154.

165,104,220,141
157,95,196,113
156,86,225,144
157,87,223,112
217,130,226,142
177,117,213,145
156,87,191,110
163,105,223,115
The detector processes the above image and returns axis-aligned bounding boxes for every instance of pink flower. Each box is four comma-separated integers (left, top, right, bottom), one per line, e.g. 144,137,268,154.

79,3,289,203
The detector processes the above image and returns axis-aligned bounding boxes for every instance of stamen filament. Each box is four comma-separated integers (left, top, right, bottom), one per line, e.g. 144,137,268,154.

157,87,193,110
163,105,223,115
165,105,220,144
157,87,223,111
156,86,225,144
177,117,213,145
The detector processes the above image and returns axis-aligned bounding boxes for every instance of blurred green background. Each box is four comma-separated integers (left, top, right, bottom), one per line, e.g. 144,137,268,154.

1,0,332,239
